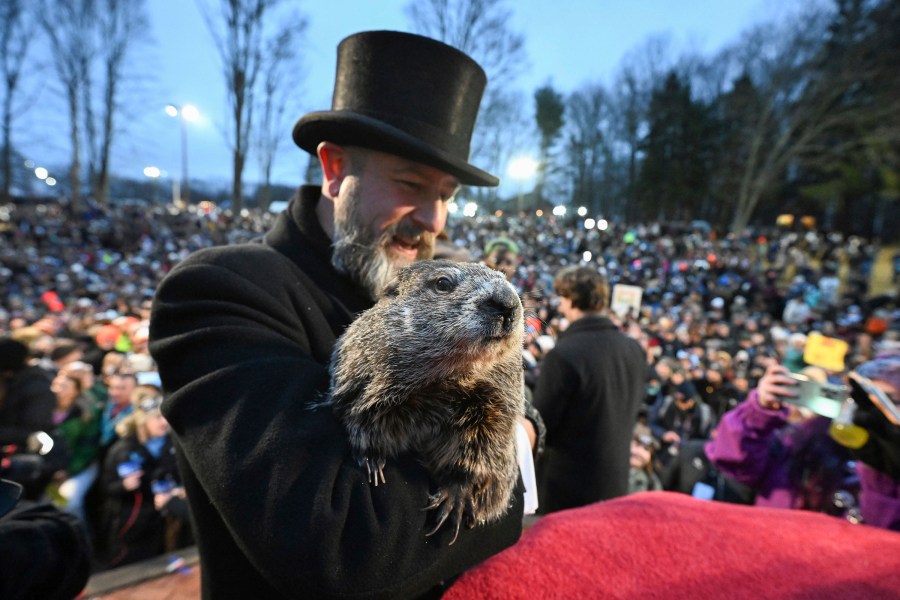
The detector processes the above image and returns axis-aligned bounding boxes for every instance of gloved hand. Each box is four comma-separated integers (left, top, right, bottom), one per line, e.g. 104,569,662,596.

849,374,900,480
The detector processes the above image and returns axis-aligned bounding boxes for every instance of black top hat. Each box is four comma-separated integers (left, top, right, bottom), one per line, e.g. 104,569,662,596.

293,31,499,187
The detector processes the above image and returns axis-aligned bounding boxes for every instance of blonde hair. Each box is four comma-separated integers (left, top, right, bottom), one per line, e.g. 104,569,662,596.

115,385,163,443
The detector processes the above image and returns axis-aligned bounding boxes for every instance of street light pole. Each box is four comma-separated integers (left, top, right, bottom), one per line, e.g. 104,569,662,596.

165,104,198,205
507,156,538,215
179,114,190,204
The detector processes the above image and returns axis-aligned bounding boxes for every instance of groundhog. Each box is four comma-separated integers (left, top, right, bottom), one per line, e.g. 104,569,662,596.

326,259,525,544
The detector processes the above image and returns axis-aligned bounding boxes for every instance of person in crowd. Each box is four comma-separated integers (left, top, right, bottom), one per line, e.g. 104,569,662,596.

0,338,55,449
64,360,108,410
149,31,534,598
844,354,900,530
94,324,122,356
628,424,663,494
482,237,520,283
695,362,734,420
0,338,57,499
705,356,900,530
99,388,180,568
48,342,84,373
47,369,101,524
99,352,125,389
98,372,136,451
650,379,715,456
532,265,647,513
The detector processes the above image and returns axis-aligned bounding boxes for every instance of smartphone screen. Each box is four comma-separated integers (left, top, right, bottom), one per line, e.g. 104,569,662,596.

783,373,848,419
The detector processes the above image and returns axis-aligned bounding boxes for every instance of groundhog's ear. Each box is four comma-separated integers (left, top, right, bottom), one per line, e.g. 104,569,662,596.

380,277,401,299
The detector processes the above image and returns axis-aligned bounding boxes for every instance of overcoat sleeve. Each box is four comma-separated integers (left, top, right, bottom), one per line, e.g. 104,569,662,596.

531,348,580,439
704,389,789,488
149,245,523,599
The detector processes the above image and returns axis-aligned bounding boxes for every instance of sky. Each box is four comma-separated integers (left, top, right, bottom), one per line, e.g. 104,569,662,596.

16,0,792,198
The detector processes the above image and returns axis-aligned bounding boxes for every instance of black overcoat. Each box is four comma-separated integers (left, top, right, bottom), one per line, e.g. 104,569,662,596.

149,186,523,599
532,314,646,513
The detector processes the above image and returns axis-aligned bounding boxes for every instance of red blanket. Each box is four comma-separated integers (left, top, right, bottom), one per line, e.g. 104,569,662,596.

445,491,900,599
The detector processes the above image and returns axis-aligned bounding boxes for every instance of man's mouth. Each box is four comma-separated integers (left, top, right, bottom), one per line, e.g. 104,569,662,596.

388,235,421,259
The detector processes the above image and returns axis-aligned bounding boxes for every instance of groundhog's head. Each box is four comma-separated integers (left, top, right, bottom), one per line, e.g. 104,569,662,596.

378,260,524,363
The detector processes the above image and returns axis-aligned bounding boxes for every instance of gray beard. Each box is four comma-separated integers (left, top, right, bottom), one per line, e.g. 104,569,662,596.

332,225,395,300
331,185,435,299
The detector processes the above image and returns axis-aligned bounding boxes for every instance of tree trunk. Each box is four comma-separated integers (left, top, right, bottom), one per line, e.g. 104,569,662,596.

1,92,11,201
232,149,244,212
67,83,80,211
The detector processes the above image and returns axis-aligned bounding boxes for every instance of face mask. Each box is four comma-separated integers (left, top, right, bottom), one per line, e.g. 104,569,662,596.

646,384,661,396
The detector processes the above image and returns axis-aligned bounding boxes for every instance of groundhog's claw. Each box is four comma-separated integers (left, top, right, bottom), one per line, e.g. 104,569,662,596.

423,487,471,545
358,456,386,486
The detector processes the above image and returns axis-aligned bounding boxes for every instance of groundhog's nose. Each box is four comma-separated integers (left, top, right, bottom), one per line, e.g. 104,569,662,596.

482,291,519,331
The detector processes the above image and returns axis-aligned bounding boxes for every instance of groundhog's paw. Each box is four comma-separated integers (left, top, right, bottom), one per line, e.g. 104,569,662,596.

423,483,476,545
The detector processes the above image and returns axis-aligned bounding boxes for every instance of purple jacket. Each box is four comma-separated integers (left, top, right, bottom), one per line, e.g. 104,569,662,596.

705,390,900,531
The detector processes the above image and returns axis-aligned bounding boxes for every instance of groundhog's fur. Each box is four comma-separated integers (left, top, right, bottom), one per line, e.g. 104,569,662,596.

327,259,525,543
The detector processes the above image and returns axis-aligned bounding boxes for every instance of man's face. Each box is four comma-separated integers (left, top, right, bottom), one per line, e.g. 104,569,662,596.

108,375,136,407
331,149,459,298
485,247,518,282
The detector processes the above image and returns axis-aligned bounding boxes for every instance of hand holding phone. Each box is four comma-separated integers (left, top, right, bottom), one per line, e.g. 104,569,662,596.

756,364,800,410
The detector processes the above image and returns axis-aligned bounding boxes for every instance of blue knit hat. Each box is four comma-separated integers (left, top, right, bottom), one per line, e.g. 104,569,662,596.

855,353,900,395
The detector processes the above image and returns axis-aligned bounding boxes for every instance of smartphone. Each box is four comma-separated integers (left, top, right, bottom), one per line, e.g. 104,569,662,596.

783,373,848,419
117,461,142,478
151,479,176,495
848,372,900,426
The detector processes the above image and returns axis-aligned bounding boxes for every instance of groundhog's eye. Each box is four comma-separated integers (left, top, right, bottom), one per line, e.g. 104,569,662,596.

433,277,455,293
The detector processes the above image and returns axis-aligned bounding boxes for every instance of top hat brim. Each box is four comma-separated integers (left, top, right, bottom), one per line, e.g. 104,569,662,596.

293,111,499,187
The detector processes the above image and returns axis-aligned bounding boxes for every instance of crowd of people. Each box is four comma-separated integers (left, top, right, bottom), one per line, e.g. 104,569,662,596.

1,190,897,573
1,30,899,599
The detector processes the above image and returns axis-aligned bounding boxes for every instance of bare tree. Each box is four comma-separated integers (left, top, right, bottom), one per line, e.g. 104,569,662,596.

0,1,38,201
717,2,899,233
254,14,307,210
465,88,529,208
89,0,150,204
37,0,97,208
200,0,282,213
407,0,529,199
565,83,611,215
609,34,673,221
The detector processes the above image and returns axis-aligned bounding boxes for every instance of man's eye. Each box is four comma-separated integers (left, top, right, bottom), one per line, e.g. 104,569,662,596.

400,180,422,191
433,277,454,292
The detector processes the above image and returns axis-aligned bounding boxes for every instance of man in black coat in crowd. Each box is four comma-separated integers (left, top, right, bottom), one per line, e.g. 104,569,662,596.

150,31,528,600
0,338,55,449
533,266,647,513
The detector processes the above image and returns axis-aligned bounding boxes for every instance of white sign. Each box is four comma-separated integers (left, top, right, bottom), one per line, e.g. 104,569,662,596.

611,284,643,319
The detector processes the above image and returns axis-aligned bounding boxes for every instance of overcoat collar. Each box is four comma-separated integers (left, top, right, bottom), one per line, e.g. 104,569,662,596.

264,185,374,319
559,313,619,340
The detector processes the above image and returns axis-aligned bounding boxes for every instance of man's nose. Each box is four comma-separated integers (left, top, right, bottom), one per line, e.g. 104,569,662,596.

411,198,447,234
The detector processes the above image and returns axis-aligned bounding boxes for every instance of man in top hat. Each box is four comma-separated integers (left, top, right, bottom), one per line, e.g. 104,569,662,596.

150,31,525,599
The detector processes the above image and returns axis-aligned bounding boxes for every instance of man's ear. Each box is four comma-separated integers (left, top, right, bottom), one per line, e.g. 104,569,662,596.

317,141,349,199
